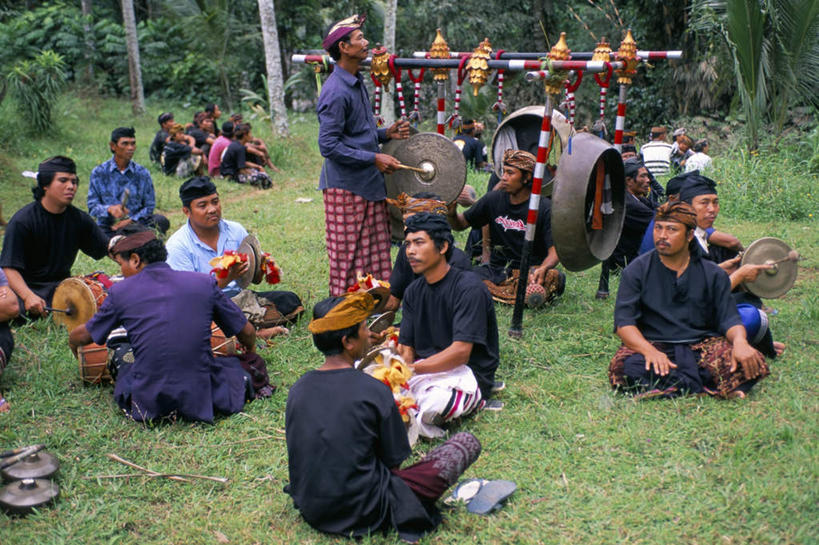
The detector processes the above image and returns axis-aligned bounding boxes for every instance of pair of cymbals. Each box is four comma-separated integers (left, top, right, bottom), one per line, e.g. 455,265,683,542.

237,234,264,289
741,237,799,299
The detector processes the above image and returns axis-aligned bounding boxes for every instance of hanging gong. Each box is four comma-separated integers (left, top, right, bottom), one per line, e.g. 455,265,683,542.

740,237,799,298
384,132,466,205
0,478,59,515
236,235,259,289
2,451,60,482
51,278,97,330
551,132,626,272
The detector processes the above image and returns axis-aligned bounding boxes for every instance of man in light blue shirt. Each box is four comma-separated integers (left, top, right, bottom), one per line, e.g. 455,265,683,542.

166,177,302,338
88,127,170,237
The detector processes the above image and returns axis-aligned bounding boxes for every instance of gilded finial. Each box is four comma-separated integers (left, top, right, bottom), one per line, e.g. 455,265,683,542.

544,32,571,96
467,38,492,96
429,29,450,82
370,45,392,91
615,29,639,85
591,37,612,62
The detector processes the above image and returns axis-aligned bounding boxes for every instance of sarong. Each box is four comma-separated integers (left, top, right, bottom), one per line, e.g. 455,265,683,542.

393,432,481,501
478,267,564,306
608,336,770,399
230,289,304,328
236,171,272,189
407,365,484,438
323,188,392,296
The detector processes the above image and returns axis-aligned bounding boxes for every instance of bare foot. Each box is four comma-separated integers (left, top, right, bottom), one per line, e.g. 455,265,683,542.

257,326,289,339
727,390,746,400
774,342,785,356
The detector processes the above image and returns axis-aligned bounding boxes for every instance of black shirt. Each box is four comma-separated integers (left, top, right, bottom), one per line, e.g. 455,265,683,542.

219,141,246,178
609,193,655,268
614,250,742,343
463,190,554,273
187,127,211,158
285,368,438,540
453,134,486,170
0,201,109,301
399,267,499,398
149,129,168,164
161,141,192,176
389,245,472,300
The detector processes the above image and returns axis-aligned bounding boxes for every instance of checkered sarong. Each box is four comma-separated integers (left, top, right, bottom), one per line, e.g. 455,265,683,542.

323,188,392,296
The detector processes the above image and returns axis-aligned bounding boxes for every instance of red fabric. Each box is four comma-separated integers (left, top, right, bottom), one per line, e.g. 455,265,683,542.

392,459,451,501
323,188,392,296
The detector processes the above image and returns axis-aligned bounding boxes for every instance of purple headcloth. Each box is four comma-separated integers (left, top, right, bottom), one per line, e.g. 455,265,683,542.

322,14,366,51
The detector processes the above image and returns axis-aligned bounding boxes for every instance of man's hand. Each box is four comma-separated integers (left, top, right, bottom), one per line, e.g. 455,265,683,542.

718,255,741,274
734,263,773,284
529,265,547,286
385,120,410,140
643,346,677,376
107,204,128,219
111,218,133,231
23,294,47,316
375,153,401,174
224,261,250,286
730,339,765,379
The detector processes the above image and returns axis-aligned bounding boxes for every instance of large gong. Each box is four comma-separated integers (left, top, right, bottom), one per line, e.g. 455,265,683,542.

551,132,626,272
490,106,573,197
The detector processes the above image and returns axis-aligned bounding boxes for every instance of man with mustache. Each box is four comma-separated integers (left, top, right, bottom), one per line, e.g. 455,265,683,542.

0,156,109,318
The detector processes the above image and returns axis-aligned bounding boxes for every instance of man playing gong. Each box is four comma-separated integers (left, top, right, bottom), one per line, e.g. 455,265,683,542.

608,201,769,399
0,156,109,319
318,14,409,296
447,149,565,306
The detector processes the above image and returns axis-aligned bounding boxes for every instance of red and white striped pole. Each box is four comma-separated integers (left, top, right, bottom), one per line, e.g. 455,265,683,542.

407,68,424,125
563,71,583,127
436,81,446,135
388,56,407,119
613,83,628,151
509,95,554,338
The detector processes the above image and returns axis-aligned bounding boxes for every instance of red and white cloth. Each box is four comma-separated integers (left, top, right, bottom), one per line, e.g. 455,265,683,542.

323,188,392,296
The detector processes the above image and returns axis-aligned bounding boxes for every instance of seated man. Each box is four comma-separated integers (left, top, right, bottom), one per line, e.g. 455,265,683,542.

161,123,204,178
453,119,488,171
670,134,694,172
0,268,20,412
166,177,302,338
639,126,673,175
69,232,258,422
596,158,656,298
149,112,174,165
608,201,768,399
397,213,501,431
448,149,565,305
219,123,272,189
685,139,712,173
384,192,472,311
187,111,216,159
286,292,481,543
1,156,109,318
88,127,170,237
205,102,222,136
207,121,234,177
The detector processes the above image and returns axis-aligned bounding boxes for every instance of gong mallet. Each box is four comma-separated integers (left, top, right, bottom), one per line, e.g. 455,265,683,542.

0,445,45,470
43,306,72,315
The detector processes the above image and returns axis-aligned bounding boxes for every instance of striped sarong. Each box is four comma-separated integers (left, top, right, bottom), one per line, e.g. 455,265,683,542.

323,188,392,296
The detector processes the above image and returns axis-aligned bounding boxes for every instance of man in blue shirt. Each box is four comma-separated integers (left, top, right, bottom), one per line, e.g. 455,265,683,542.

166,177,302,338
88,127,169,237
318,14,409,295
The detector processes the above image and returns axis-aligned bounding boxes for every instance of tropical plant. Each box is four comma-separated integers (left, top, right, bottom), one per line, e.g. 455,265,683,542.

6,50,67,132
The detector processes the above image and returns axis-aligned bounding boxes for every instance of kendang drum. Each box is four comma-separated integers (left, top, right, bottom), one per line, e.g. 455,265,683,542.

78,343,112,384
52,274,112,331
211,323,237,357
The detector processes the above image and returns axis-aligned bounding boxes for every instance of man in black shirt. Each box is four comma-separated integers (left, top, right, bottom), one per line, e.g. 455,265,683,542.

286,291,481,542
186,111,215,159
0,156,109,318
608,201,768,399
219,123,272,189
453,119,487,170
448,149,564,305
149,112,174,165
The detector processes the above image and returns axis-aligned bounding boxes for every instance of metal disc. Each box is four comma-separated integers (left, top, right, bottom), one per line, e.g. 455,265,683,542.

369,311,395,334
384,132,466,205
368,286,390,316
236,236,258,289
355,346,383,371
2,451,60,482
740,237,798,298
241,234,264,285
551,132,626,271
51,278,96,330
0,478,59,515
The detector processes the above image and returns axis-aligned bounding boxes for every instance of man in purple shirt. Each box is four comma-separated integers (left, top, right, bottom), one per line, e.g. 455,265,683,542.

0,268,19,411
69,231,257,423
318,14,409,295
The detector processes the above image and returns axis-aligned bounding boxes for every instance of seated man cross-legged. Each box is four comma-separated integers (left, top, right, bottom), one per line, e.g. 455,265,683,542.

285,292,481,543
608,201,769,399
397,213,502,435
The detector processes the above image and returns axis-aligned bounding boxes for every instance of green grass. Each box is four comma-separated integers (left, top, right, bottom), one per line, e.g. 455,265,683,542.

0,95,817,544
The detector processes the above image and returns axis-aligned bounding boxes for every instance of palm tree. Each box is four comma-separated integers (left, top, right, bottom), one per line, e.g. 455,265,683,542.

121,0,145,115
257,0,289,137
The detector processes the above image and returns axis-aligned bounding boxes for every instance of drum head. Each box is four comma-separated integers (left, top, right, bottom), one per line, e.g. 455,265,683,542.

741,237,798,298
236,236,258,289
384,132,466,205
52,278,97,330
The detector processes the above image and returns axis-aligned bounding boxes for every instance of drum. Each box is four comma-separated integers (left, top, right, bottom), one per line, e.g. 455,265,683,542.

52,274,110,331
211,323,237,357
78,343,112,384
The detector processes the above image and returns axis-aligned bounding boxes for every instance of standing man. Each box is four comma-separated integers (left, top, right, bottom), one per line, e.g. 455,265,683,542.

318,14,409,295
88,127,169,237
0,156,109,318
639,126,673,175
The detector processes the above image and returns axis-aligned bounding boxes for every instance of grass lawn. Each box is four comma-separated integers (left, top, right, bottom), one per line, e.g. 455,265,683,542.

0,95,817,544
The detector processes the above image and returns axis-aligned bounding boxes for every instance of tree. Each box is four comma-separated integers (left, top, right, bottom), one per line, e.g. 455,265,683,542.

81,0,95,82
121,0,145,114
257,0,289,137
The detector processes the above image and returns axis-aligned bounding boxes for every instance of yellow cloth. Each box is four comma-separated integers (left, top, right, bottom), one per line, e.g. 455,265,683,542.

307,292,374,334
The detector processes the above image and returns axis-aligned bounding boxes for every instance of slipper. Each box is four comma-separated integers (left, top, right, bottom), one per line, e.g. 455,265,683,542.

467,479,517,515
443,478,488,506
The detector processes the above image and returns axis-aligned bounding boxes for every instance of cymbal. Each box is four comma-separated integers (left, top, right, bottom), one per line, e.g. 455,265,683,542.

0,478,59,515
368,285,390,316
2,451,60,482
244,234,265,284
369,311,396,334
51,278,96,330
384,132,466,205
741,237,798,298
236,236,259,289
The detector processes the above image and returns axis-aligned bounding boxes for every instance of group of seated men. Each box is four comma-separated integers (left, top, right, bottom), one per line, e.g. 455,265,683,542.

149,105,277,188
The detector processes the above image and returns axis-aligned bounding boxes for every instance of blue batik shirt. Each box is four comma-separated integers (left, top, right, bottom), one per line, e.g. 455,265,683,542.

87,157,157,227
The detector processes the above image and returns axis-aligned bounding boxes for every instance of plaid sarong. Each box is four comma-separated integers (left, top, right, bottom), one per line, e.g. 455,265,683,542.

324,188,392,296
608,337,770,399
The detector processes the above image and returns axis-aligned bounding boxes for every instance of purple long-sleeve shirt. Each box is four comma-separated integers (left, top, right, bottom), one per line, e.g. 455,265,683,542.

317,65,388,201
